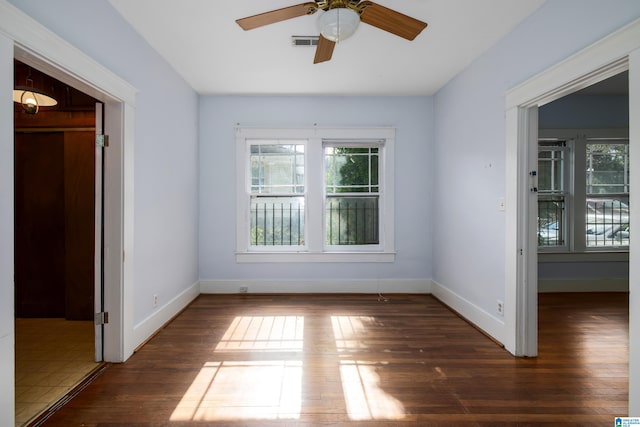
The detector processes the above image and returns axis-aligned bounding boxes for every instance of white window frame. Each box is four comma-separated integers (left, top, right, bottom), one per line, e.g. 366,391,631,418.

235,127,395,263
537,138,572,251
323,140,384,252
247,139,308,252
538,128,629,257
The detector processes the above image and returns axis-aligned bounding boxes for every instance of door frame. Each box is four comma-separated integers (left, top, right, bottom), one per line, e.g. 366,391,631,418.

504,17,640,412
1,0,137,363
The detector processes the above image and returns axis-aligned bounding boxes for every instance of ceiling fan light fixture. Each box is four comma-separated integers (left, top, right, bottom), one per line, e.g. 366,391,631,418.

318,8,360,42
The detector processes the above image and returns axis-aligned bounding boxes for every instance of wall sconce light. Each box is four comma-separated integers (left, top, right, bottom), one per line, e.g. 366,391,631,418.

13,70,57,114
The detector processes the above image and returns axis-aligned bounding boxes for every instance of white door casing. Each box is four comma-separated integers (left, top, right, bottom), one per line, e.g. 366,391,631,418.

505,17,640,414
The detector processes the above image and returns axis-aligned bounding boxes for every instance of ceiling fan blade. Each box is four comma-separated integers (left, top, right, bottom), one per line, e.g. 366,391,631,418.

314,35,336,64
359,2,427,41
236,3,317,31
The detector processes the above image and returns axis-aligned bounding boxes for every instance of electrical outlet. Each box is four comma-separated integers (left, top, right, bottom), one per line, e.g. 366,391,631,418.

239,286,248,293
153,294,158,307
497,300,504,315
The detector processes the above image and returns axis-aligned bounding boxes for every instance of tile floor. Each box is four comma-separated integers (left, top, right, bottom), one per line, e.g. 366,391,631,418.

14,318,100,426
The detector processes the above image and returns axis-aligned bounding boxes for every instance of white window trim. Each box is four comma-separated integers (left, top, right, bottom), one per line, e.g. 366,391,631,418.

235,127,396,263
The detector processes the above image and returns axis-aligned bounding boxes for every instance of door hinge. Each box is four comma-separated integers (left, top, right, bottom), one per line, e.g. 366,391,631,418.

95,311,109,325
96,134,110,148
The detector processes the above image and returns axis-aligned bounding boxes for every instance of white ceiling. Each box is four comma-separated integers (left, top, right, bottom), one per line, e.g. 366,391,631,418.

109,0,545,96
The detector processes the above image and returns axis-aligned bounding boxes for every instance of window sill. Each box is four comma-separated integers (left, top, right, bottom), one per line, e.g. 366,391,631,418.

236,251,396,263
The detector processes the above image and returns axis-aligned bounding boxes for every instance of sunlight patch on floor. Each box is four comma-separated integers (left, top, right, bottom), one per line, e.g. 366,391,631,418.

339,361,405,421
170,360,302,421
331,316,405,421
171,316,304,421
215,315,304,352
331,315,375,350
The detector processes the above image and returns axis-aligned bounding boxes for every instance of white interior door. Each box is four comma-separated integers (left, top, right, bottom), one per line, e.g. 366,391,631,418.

94,102,104,362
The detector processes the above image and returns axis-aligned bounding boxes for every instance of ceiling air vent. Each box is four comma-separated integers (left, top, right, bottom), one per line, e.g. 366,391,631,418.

291,36,319,47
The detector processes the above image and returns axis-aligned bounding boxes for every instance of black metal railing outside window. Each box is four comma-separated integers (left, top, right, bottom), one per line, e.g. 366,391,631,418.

325,196,379,245
250,197,304,246
585,198,629,247
538,197,565,246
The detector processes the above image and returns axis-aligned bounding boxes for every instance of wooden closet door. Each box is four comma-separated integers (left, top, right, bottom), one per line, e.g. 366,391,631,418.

64,131,95,320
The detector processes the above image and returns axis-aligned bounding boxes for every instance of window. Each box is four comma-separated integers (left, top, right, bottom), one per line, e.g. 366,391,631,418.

236,128,395,262
249,143,305,248
325,145,380,246
537,141,567,247
537,131,630,252
585,142,630,247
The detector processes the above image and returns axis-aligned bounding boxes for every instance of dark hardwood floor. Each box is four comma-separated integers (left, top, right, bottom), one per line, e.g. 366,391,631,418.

38,292,629,426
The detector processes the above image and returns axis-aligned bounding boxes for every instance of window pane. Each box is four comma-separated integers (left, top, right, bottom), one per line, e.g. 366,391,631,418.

538,197,565,246
326,196,379,245
251,144,304,194
586,143,629,194
586,198,629,247
538,142,564,192
325,147,379,194
250,196,305,246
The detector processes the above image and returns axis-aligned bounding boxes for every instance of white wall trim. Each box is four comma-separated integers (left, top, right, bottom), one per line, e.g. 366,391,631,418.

627,48,640,414
431,281,505,346
538,278,629,293
132,281,200,350
200,279,432,294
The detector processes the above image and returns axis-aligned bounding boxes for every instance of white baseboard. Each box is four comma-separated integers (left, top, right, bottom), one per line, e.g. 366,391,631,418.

431,280,505,346
199,279,433,294
132,281,200,350
538,278,629,292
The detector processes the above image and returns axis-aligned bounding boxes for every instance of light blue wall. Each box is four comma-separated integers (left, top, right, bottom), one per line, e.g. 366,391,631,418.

7,0,200,325
433,1,640,315
539,94,629,128
199,96,433,282
539,261,629,280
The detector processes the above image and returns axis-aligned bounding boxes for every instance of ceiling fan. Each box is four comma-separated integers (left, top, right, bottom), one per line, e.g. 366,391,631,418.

236,0,427,64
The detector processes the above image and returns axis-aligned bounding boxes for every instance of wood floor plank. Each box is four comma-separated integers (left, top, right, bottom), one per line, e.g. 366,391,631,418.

38,293,629,426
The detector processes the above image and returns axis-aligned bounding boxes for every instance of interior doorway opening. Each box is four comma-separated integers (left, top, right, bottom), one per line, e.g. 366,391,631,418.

13,59,103,426
536,71,630,294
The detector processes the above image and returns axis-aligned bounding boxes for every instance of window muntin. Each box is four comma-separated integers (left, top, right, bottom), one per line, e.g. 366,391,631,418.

249,142,306,248
325,145,381,246
586,143,630,194
325,146,379,194
250,143,305,194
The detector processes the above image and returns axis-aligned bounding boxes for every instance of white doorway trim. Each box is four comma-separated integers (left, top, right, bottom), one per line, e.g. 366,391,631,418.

504,17,640,413
0,0,137,363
